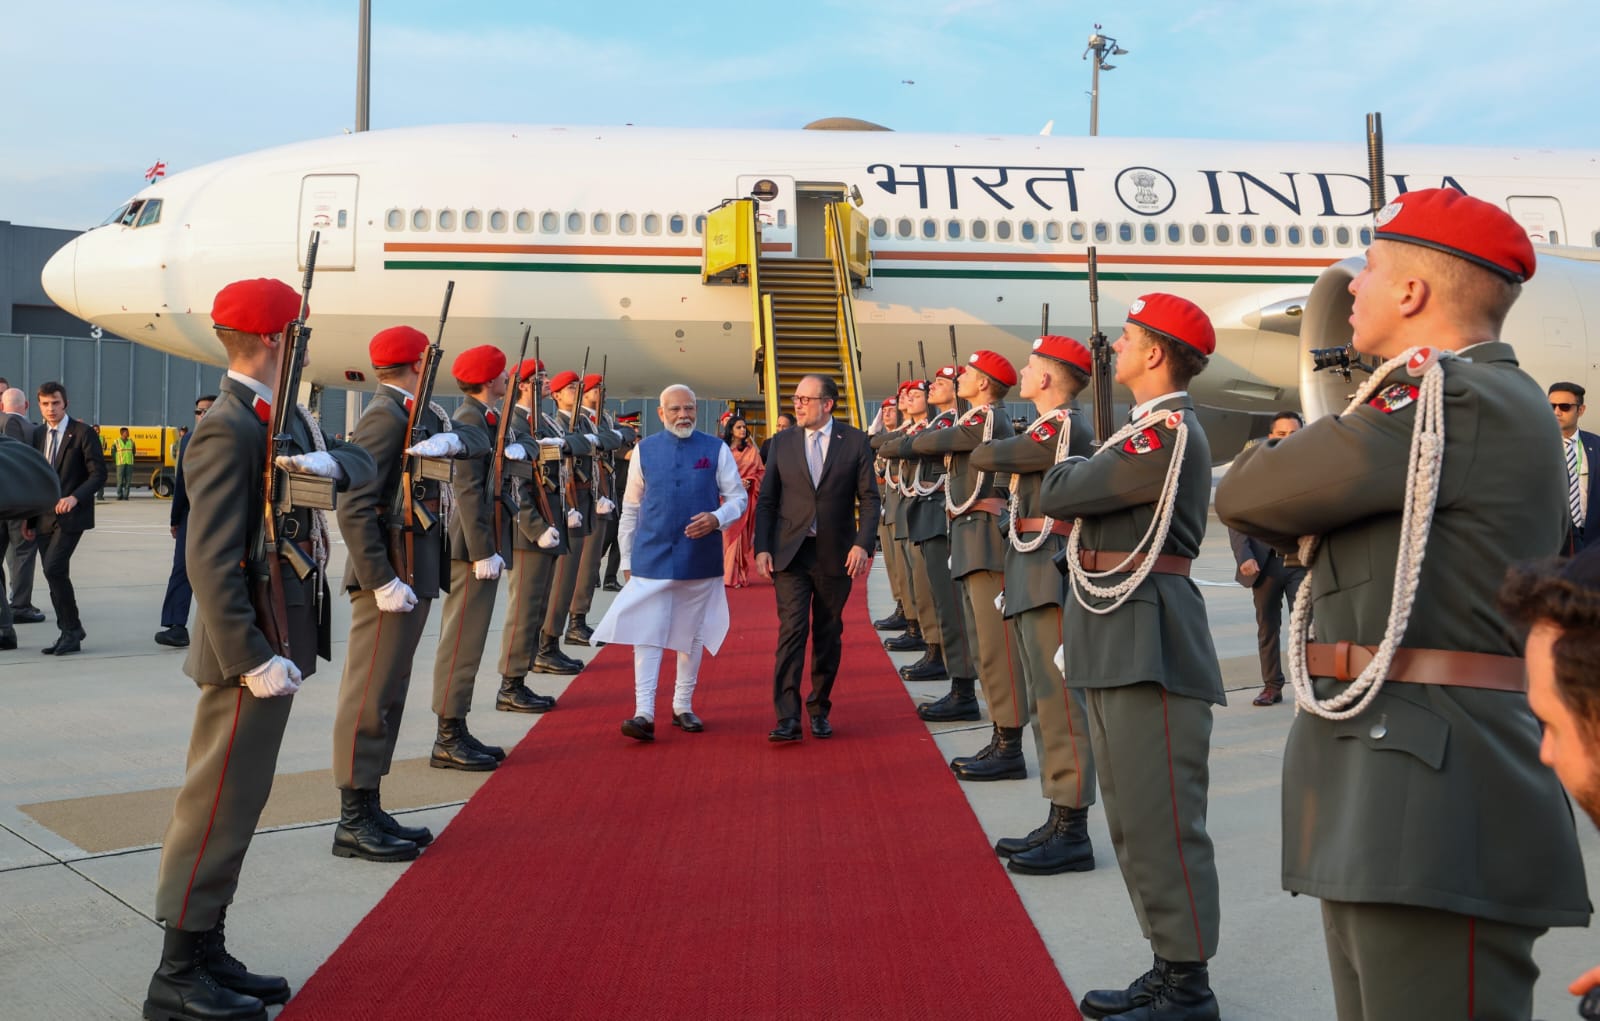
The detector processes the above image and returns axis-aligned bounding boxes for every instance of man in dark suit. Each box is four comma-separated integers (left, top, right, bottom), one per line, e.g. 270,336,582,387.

155,395,216,648
1550,381,1600,554
1225,411,1308,707
0,435,58,650
32,381,107,655
758,412,795,465
2,387,46,626
754,375,880,741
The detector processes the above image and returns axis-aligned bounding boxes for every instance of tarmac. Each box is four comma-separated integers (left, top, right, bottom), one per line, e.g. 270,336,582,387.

0,491,1595,1020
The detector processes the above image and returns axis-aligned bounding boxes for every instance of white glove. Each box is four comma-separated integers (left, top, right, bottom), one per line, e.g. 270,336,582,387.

374,577,418,613
405,432,465,458
1053,644,1065,675
993,591,1005,614
242,655,302,698
473,554,505,580
275,452,343,479
584,433,599,445
504,443,529,461
537,437,564,448
537,526,561,549
596,496,615,515
567,508,583,528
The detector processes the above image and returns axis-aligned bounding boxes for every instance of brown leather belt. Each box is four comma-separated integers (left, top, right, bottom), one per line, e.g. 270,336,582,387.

1078,550,1192,576
1014,517,1072,538
950,496,1007,519
1304,642,1527,693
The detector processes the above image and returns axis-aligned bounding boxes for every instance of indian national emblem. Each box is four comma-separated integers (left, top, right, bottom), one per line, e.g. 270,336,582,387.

1133,171,1158,209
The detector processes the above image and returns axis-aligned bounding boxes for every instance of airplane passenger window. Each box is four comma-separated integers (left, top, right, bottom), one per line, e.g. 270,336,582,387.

1168,224,1183,244
1069,221,1086,242
1142,223,1158,244
463,210,482,232
618,212,636,234
1044,221,1062,242
1594,230,1600,247
538,211,556,233
1310,225,1327,246
777,209,788,229
489,210,508,232
872,218,889,239
1093,222,1109,242
592,212,610,234
566,211,584,233
136,200,163,228
669,214,686,235
644,213,662,234
972,220,988,241
995,220,1012,241
895,218,913,239
438,209,456,231
1213,224,1229,243
946,220,962,240
412,209,430,231
693,214,706,235
1286,225,1303,246
1263,225,1280,245
1238,224,1255,244
1020,221,1037,241
922,219,937,240
1334,225,1351,246
386,209,404,231
1117,223,1134,243
337,210,348,229
1191,224,1206,244
1358,226,1372,246
1550,229,1561,244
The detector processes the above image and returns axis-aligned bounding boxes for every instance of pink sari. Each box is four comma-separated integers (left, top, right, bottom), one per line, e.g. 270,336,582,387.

723,440,765,586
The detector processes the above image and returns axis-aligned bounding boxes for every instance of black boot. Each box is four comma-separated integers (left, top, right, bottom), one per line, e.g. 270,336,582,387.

995,803,1066,858
1007,805,1094,875
900,645,948,682
429,717,498,771
366,788,433,847
563,613,594,646
332,788,420,862
1080,958,1218,1021
953,725,1026,780
460,728,505,761
199,907,290,1006
873,601,909,631
950,724,999,770
496,675,556,713
917,676,980,721
533,632,583,674
143,925,266,1021
883,624,926,652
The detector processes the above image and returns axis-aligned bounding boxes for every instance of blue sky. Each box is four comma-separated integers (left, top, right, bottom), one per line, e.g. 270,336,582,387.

5,0,1596,229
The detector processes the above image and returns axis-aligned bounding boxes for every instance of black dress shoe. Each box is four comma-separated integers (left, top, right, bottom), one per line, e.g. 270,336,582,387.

154,625,190,648
43,633,81,656
809,715,833,739
768,718,803,742
11,607,45,624
621,716,655,742
1252,685,1284,706
0,628,15,650
671,711,704,732
602,578,622,592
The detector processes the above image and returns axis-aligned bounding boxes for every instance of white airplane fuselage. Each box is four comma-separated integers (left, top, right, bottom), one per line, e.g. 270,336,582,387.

41,124,1600,423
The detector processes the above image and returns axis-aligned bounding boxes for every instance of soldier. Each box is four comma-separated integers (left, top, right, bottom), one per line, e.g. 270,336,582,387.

870,396,910,631
909,351,1020,739
1038,294,1224,1020
562,373,626,644
1217,189,1591,1020
330,326,486,863
969,336,1099,873
147,278,375,1021
539,371,599,666
427,345,528,772
495,357,569,710
602,410,642,591
871,382,930,656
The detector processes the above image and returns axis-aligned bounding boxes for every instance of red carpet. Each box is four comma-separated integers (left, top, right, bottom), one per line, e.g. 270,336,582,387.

281,583,1080,1020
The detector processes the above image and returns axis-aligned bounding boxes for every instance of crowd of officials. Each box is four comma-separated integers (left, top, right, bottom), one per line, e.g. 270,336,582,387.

0,186,1598,1021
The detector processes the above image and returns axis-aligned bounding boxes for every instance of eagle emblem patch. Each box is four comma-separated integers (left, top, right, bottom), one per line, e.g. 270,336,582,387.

1123,427,1163,455
1029,420,1059,442
1369,383,1418,414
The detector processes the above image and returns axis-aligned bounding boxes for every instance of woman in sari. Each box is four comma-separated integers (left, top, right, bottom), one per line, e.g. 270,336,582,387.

721,415,765,587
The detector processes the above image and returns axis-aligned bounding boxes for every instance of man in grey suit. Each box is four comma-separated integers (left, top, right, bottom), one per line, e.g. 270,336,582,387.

0,387,44,648
1219,189,1590,1020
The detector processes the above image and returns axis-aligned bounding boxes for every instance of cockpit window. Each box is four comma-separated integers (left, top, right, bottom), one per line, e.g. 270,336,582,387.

118,201,145,227
101,203,132,227
135,199,162,228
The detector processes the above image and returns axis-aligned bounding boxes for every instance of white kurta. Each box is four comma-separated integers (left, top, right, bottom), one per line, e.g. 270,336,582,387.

590,439,746,655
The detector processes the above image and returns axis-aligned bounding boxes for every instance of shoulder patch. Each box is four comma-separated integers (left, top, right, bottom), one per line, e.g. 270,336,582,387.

1123,427,1163,455
1029,420,1059,442
934,416,953,429
1368,383,1419,415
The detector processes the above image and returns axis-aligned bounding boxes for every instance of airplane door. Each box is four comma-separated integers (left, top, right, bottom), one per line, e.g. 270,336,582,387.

298,174,359,269
1507,195,1567,245
737,175,796,257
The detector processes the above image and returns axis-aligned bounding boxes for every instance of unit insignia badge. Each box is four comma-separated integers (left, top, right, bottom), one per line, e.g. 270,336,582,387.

1123,427,1163,455
1368,383,1419,414
1029,420,1058,442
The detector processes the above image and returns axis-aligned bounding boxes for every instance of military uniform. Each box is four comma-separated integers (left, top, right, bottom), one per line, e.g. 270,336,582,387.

1216,188,1590,1021
565,398,625,636
541,389,598,648
871,411,927,648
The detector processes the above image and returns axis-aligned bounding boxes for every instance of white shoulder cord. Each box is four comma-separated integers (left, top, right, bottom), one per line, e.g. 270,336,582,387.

1285,349,1450,721
904,418,946,497
946,405,997,515
1008,408,1072,553
1063,409,1190,615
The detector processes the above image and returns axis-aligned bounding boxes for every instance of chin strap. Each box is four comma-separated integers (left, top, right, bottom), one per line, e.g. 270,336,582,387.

1008,408,1072,553
1285,348,1451,721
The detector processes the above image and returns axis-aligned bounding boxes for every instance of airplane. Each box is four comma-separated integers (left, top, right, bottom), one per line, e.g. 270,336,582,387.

39,121,1600,457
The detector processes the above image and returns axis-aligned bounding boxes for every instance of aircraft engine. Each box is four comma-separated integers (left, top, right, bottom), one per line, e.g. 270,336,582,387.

1298,250,1600,421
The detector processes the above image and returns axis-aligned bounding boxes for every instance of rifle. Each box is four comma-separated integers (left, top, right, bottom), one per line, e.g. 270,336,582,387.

388,280,452,585
253,230,320,659
1086,248,1115,442
948,324,966,417
527,333,558,531
565,346,591,514
592,354,609,504
917,340,928,389
492,327,531,559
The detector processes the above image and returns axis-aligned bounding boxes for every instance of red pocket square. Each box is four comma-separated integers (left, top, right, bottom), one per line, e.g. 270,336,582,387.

693,457,712,469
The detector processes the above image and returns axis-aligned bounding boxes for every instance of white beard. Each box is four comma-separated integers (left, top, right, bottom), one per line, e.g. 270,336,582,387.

668,422,695,438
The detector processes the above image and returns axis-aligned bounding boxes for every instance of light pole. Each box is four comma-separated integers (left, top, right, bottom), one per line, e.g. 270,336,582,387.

1083,25,1129,137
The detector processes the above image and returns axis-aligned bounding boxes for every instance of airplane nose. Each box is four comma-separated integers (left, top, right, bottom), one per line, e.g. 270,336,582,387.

41,240,78,318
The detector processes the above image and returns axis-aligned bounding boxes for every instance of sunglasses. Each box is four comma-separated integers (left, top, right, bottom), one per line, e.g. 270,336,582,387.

1552,402,1579,412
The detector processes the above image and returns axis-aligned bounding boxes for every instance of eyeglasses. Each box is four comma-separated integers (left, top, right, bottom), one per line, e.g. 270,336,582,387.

792,395,827,406
1552,403,1579,412
194,408,207,416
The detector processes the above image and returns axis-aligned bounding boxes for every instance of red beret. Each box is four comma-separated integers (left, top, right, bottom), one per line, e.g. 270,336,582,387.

451,345,507,386
548,370,579,394
934,364,961,382
582,373,604,393
1127,293,1216,356
211,278,301,335
1031,335,1092,375
368,326,428,368
966,349,1017,387
881,397,896,408
903,379,930,393
616,411,640,425
513,358,544,382
1374,187,1535,283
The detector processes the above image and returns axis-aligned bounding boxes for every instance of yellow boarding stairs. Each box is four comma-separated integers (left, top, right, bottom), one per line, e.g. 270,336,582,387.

702,197,871,438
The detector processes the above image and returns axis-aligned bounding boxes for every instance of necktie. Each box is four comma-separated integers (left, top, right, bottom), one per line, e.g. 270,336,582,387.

1568,437,1585,528
46,428,59,466
807,430,824,487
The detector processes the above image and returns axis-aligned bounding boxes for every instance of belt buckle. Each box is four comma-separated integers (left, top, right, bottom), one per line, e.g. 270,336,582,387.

1334,640,1354,683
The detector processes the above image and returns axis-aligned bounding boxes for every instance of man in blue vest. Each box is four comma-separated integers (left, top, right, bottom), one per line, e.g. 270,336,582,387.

592,384,748,740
